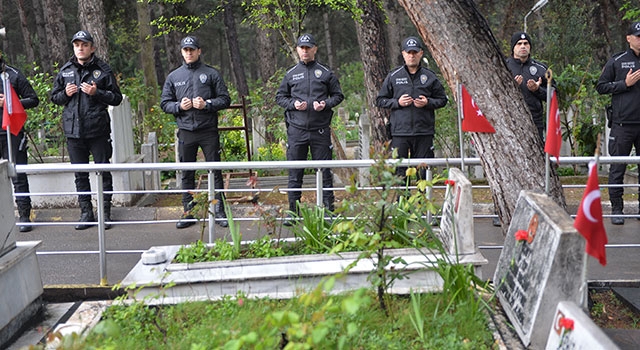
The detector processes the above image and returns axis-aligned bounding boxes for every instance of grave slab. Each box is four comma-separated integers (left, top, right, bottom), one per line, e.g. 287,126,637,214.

545,301,619,349
437,167,475,255
494,190,586,349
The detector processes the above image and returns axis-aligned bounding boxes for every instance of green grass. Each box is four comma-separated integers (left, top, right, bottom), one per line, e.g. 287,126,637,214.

79,289,496,349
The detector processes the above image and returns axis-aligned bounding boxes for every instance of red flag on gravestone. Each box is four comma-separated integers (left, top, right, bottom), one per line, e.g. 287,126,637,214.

544,89,561,163
460,85,496,133
2,81,27,136
573,161,608,266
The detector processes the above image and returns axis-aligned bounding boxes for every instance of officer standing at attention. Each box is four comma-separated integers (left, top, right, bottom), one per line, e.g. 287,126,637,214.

51,30,122,230
276,33,344,225
376,36,448,183
597,21,640,225
161,35,231,228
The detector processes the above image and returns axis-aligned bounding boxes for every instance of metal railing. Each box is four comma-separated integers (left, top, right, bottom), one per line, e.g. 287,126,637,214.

13,155,640,285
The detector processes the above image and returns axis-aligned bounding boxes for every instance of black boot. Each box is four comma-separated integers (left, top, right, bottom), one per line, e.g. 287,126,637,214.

283,201,298,227
215,201,228,228
611,197,624,225
18,207,32,232
104,202,113,230
76,202,96,230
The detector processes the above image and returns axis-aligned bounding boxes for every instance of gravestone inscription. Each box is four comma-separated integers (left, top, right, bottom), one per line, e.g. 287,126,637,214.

493,190,586,349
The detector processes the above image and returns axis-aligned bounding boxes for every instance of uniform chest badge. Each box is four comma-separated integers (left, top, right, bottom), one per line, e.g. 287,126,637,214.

314,69,322,78
199,74,208,84
92,70,102,79
420,74,428,84
529,66,538,76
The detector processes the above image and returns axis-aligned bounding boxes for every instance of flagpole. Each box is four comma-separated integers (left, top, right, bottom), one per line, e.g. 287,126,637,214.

1,62,16,177
456,80,465,171
544,69,553,194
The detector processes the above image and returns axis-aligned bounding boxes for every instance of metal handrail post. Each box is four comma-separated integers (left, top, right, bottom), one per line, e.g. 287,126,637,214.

316,168,323,207
208,170,216,243
426,167,433,223
96,172,107,286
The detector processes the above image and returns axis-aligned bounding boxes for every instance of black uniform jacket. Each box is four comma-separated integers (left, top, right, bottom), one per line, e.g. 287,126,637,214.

597,49,640,125
376,65,448,136
51,55,122,139
275,60,344,131
160,59,231,131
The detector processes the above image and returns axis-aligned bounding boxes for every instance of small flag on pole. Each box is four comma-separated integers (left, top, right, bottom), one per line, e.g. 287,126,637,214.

461,85,495,133
2,73,27,136
573,160,608,266
544,89,561,163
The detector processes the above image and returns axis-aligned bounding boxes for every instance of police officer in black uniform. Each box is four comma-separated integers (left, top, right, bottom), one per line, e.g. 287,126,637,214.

0,52,39,232
51,30,123,230
506,32,554,141
276,34,344,224
376,36,448,183
161,36,231,228
597,22,640,225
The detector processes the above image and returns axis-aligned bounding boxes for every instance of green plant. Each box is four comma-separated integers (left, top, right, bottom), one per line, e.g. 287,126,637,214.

333,146,442,314
287,203,347,254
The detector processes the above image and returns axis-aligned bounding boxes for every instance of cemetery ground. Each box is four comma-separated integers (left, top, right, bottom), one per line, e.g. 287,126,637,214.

8,172,640,348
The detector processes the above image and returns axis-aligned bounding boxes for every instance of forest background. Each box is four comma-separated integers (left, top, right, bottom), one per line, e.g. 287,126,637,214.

0,0,638,169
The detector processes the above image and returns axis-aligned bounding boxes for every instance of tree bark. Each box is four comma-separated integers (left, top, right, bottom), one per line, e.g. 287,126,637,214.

30,0,51,71
78,0,109,61
322,12,335,70
255,22,277,83
137,1,158,104
43,0,67,68
223,1,249,98
15,0,36,64
354,0,390,152
397,0,566,228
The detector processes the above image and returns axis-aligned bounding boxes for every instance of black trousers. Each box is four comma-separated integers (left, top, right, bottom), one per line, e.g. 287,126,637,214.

391,134,434,181
67,135,113,203
608,124,640,200
286,126,334,210
177,128,224,211
0,131,31,210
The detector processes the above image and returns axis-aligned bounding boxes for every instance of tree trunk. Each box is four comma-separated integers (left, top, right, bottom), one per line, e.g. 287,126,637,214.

43,0,67,68
354,0,390,152
31,0,51,71
223,1,249,98
383,0,404,67
78,0,109,61
397,0,566,228
16,0,36,64
322,13,335,70
255,23,277,83
137,1,158,104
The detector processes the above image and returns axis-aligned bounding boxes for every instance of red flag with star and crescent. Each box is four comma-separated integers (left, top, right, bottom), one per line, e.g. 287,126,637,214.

460,85,495,133
573,160,608,266
2,74,27,136
544,89,561,163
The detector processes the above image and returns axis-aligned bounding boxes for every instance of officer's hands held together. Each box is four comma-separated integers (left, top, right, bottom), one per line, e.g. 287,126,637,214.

399,94,427,108
179,96,207,111
294,100,326,111
65,82,98,97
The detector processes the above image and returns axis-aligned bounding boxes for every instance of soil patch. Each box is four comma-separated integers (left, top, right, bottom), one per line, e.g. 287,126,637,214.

590,289,640,329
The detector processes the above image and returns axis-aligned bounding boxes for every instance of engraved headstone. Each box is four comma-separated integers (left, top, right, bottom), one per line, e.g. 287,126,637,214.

437,167,475,255
545,301,619,350
494,190,586,348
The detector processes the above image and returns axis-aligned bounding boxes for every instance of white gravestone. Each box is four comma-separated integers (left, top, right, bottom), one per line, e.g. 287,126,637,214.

0,160,16,256
493,190,586,349
437,167,475,255
545,301,619,350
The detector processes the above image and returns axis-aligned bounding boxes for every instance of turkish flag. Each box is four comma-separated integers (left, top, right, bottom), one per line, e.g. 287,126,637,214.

2,78,27,136
461,85,495,133
544,89,561,163
573,161,608,266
